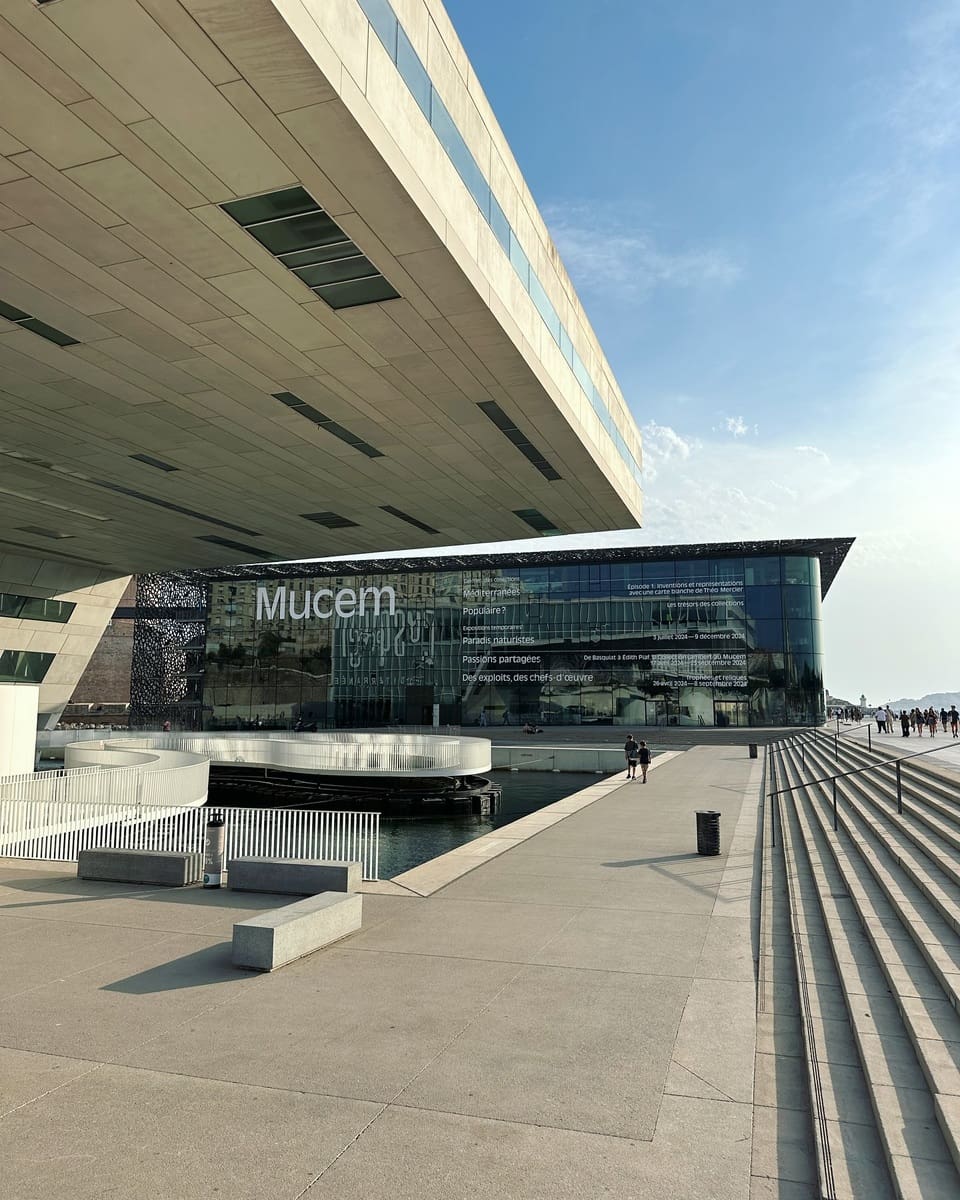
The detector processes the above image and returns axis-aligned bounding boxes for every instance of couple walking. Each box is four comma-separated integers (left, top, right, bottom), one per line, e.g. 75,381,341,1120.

624,734,651,783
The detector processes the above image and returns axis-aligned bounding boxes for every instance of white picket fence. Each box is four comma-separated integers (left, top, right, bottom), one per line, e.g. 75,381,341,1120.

0,799,380,880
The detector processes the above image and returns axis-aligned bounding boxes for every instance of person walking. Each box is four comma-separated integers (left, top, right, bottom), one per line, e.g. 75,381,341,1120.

940,707,949,734
950,705,959,738
885,705,896,733
638,740,651,783
927,707,937,737
900,710,910,738
874,706,886,734
624,733,639,780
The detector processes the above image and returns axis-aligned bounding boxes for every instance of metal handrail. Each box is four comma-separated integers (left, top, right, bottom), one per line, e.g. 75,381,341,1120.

768,734,960,842
838,721,873,750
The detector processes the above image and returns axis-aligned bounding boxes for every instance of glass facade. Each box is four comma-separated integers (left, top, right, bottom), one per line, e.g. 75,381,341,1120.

190,552,827,729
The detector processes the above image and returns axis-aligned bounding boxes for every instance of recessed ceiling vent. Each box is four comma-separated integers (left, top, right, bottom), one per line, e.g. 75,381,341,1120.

0,299,78,346
514,508,561,534
301,512,359,529
221,187,400,310
380,505,440,534
273,392,383,458
477,401,561,481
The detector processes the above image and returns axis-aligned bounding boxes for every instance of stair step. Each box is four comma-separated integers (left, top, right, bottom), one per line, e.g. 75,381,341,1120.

934,1093,960,1175
785,744,960,1036
801,742,960,942
779,743,960,1191
774,752,897,1198
803,735,960,859
814,732,960,819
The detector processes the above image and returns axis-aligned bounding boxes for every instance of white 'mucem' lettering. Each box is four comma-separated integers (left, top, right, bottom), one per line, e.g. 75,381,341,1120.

312,588,334,618
254,583,397,621
359,585,395,616
256,585,286,621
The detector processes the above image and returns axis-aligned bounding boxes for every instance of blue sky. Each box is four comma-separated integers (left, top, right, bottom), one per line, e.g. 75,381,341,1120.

444,0,960,702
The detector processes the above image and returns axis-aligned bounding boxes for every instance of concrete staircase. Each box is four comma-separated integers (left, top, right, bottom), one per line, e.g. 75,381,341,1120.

766,730,960,1198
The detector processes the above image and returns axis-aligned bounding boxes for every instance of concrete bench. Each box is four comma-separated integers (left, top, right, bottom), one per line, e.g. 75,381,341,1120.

227,857,361,895
232,892,362,971
78,848,202,887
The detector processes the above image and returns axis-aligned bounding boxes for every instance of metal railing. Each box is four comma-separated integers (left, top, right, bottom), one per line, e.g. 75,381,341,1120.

767,733,960,845
0,798,380,879
2,747,209,809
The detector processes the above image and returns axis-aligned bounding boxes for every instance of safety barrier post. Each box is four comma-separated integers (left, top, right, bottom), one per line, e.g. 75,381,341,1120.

832,776,838,831
895,760,903,815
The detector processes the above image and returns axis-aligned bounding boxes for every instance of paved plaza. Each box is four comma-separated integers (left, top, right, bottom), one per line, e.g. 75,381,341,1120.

0,747,767,1200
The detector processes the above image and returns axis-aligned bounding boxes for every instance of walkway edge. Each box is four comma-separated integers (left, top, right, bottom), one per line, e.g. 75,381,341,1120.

388,752,685,896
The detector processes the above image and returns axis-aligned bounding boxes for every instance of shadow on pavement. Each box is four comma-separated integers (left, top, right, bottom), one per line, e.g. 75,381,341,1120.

102,941,247,993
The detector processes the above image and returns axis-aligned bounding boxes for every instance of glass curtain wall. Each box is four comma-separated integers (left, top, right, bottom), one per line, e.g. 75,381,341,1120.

195,554,825,729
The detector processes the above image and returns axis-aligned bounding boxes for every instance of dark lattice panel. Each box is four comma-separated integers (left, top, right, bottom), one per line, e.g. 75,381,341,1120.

129,574,208,729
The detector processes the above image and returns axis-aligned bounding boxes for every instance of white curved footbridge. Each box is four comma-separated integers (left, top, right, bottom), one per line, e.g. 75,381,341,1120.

69,730,489,789
1,733,490,875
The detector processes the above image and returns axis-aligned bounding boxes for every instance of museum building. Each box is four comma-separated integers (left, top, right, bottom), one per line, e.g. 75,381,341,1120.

127,537,853,731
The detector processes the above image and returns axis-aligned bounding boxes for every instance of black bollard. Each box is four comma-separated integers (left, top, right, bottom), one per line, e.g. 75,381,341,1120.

696,810,721,856
203,812,226,888
748,743,758,759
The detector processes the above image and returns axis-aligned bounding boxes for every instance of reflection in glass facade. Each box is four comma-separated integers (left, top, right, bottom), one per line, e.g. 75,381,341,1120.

177,545,846,730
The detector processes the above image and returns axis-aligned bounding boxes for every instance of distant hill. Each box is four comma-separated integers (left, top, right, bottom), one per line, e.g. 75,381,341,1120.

884,692,960,711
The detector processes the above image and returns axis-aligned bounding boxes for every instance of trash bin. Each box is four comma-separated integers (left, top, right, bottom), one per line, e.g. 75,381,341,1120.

203,812,226,888
749,743,758,759
696,810,721,856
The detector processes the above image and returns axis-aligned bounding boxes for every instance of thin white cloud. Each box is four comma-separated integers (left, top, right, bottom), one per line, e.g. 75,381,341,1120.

543,203,742,296
893,5,960,154
794,444,831,464
640,420,698,480
723,415,749,437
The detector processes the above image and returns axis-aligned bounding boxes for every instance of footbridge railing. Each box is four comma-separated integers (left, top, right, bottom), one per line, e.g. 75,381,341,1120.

0,798,380,880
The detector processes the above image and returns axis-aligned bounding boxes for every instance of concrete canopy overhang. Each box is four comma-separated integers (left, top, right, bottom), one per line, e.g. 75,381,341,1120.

0,0,643,575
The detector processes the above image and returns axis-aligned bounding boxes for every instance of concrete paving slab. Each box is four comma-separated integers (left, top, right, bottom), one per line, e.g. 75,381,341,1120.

0,917,171,1001
119,947,522,1102
396,963,689,1138
749,1177,817,1200
755,1012,804,1059
753,1052,807,1111
347,896,582,963
0,887,294,936
529,906,709,976
695,913,756,981
306,1094,752,1200
671,977,756,1103
0,1062,380,1200
440,864,720,912
0,1046,94,1115
751,1103,817,1185
0,932,253,1059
